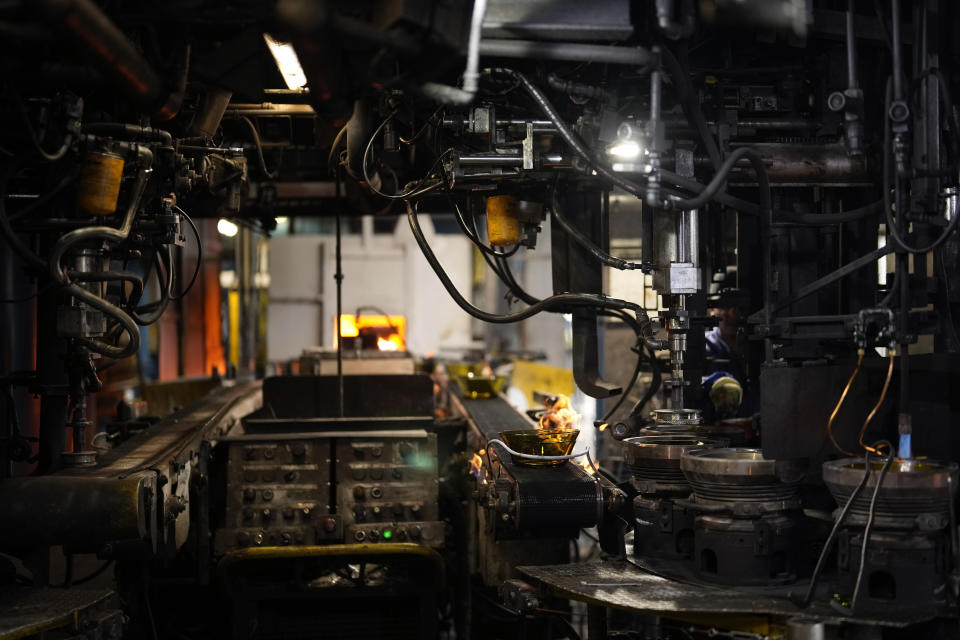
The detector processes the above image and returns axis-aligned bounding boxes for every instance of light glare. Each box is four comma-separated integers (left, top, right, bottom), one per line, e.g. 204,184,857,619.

607,140,641,160
217,218,239,237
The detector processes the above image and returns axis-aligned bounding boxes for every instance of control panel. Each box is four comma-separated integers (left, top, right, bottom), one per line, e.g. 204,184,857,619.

215,438,338,554
215,429,443,553
337,433,443,547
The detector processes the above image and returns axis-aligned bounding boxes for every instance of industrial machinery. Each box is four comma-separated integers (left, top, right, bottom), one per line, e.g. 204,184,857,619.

1,0,960,638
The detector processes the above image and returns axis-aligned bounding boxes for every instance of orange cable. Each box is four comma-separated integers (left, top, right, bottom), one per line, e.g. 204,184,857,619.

860,352,896,454
827,350,863,457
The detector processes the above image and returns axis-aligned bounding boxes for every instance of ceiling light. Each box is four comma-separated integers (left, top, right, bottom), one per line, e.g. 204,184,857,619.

218,218,239,238
275,216,289,225
263,34,307,90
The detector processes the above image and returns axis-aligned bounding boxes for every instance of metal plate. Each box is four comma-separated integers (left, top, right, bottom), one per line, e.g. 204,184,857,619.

516,559,929,628
0,587,114,639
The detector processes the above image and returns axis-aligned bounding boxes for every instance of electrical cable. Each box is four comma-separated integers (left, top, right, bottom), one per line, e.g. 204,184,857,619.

858,352,895,453
551,175,645,271
132,249,171,326
362,110,447,200
847,441,895,615
168,205,202,301
399,106,445,145
796,449,873,608
240,116,278,180
327,123,348,174
407,201,652,326
827,350,864,457
495,254,539,306
629,341,663,419
600,342,644,423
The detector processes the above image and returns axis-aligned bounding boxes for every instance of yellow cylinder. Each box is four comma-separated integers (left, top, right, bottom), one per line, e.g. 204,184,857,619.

77,151,125,216
486,195,520,246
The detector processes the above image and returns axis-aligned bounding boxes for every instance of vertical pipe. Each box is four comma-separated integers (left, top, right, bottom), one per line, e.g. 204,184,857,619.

335,166,344,418
846,1,858,89
891,0,904,100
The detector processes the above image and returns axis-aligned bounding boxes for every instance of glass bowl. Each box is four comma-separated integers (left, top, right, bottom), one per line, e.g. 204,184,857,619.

499,429,580,466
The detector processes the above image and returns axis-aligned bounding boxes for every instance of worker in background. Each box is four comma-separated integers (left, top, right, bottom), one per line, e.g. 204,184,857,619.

701,292,758,423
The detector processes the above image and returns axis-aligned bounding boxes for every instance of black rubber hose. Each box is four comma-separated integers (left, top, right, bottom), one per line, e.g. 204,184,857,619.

82,123,172,147
131,249,170,326
660,45,722,170
497,68,646,198
345,99,370,181
796,450,873,608
668,147,764,211
629,342,663,418
495,255,540,306
551,178,645,271
848,443,895,614
407,202,650,325
546,73,614,102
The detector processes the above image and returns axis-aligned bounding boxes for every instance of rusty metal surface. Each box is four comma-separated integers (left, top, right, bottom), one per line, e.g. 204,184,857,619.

517,559,927,628
0,587,114,639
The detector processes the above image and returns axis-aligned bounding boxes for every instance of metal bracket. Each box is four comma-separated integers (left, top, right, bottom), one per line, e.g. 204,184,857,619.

572,310,622,398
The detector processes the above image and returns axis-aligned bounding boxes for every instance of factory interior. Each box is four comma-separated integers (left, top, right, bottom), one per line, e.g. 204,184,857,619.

3,0,960,638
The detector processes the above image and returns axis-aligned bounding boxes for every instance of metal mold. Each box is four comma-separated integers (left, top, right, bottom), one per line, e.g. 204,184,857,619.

623,435,724,488
822,457,959,524
681,448,805,505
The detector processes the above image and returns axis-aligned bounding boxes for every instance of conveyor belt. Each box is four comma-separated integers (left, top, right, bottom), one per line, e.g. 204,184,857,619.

456,393,536,441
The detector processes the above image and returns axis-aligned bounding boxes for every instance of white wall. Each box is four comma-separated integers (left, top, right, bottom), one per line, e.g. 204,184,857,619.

267,216,476,361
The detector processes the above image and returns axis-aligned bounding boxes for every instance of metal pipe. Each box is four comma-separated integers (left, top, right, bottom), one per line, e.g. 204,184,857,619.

693,143,869,183
846,0,858,89
421,0,488,104
891,0,904,100
663,117,821,131
480,40,653,67
224,103,316,116
32,0,175,118
458,153,523,167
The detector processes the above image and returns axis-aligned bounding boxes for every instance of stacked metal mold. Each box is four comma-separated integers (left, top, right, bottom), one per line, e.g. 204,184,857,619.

680,449,806,585
639,408,749,447
623,435,723,559
822,458,959,615
638,408,704,436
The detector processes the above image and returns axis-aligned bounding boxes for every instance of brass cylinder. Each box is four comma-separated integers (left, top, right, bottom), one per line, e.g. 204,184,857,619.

485,195,520,246
77,151,125,216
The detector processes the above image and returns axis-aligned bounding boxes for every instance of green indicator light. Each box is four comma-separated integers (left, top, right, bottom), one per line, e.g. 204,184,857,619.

383,530,393,540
